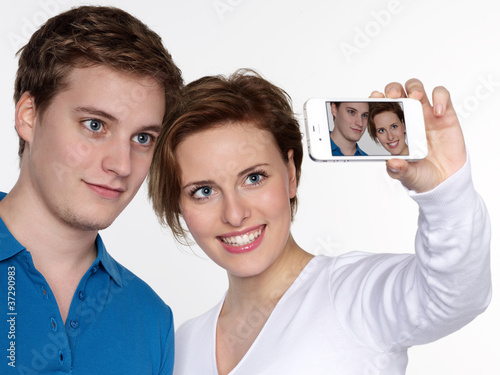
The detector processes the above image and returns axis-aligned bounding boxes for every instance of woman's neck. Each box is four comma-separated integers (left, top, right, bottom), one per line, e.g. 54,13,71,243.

223,236,314,316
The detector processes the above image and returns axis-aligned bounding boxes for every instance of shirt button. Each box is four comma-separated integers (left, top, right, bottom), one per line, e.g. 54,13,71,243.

51,318,57,331
70,320,79,329
78,291,85,300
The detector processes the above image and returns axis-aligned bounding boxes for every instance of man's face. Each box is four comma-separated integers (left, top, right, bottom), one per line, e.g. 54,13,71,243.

331,102,369,143
22,65,165,231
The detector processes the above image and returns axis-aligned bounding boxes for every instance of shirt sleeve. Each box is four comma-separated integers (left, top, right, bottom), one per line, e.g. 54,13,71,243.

159,306,175,375
329,156,492,352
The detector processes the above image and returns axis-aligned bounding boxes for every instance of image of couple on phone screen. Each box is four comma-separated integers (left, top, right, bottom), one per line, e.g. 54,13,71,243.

329,101,409,157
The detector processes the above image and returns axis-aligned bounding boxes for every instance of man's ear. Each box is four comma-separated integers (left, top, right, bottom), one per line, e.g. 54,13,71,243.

330,103,337,119
15,92,37,145
287,149,297,199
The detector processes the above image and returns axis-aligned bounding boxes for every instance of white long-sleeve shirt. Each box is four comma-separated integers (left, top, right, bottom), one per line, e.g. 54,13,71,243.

174,159,491,374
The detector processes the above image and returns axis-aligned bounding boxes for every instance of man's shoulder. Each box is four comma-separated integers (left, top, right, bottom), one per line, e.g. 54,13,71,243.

106,254,172,314
329,138,344,156
355,145,368,156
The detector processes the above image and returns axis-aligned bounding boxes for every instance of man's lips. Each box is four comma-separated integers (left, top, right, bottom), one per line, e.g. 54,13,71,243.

85,182,125,199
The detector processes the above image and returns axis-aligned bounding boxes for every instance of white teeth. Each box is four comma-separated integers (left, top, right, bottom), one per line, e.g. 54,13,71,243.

221,228,262,247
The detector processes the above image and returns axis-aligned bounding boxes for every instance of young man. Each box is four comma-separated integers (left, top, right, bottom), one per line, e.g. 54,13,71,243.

0,6,183,374
329,102,369,156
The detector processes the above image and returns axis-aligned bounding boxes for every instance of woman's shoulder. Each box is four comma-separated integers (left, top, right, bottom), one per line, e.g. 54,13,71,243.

174,300,222,374
312,252,379,270
176,297,223,344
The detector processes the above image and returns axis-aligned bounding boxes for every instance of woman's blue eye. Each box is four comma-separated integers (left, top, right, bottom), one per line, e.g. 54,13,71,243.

83,119,103,132
193,186,213,198
245,174,261,185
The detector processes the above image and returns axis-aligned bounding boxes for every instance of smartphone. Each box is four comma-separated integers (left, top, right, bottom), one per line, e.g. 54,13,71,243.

304,98,427,162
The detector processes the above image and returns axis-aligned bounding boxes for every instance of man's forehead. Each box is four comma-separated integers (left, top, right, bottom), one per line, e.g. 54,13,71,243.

343,102,369,110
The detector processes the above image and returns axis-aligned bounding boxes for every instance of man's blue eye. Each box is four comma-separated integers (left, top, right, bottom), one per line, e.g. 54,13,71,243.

84,119,103,132
136,133,151,145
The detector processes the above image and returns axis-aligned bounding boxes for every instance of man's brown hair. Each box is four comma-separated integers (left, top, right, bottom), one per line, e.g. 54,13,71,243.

14,5,183,157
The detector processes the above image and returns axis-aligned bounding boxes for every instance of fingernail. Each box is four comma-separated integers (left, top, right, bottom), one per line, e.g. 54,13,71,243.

435,104,444,115
388,87,399,97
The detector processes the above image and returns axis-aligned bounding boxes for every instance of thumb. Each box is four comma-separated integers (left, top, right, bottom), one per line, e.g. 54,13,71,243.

386,159,415,188
386,159,440,193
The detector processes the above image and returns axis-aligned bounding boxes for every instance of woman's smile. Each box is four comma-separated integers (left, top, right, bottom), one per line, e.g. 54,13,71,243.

217,225,266,254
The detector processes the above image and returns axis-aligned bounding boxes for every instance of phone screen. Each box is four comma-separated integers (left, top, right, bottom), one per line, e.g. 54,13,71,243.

304,98,427,162
327,101,407,157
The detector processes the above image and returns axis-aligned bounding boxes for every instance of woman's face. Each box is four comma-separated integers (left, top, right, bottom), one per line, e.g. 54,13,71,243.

176,123,297,278
373,111,408,155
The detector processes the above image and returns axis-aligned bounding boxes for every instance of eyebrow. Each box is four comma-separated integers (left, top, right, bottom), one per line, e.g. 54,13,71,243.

140,125,162,134
182,163,270,190
237,163,270,178
182,179,215,190
74,106,119,122
346,107,369,114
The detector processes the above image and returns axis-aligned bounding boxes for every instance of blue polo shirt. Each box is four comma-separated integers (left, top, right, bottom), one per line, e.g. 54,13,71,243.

330,136,367,156
0,192,174,374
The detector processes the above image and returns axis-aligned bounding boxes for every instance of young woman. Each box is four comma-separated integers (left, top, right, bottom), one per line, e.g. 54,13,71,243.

367,102,409,155
148,70,491,374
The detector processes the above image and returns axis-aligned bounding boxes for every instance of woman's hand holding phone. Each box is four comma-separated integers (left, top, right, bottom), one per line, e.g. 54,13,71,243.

371,79,466,193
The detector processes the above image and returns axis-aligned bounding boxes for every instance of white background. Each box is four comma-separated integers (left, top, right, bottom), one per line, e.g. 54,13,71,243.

1,0,498,374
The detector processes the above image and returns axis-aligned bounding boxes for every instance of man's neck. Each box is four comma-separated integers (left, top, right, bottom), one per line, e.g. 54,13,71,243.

0,185,97,273
0,184,97,259
0,183,98,322
331,130,357,156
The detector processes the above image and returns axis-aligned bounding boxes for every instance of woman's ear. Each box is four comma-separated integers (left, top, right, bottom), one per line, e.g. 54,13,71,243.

15,92,37,145
287,149,297,199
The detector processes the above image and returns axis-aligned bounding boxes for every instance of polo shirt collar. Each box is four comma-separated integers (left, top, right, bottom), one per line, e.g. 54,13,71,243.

1,191,123,287
329,137,365,156
0,217,25,261
0,192,23,261
95,234,123,287
330,138,342,155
